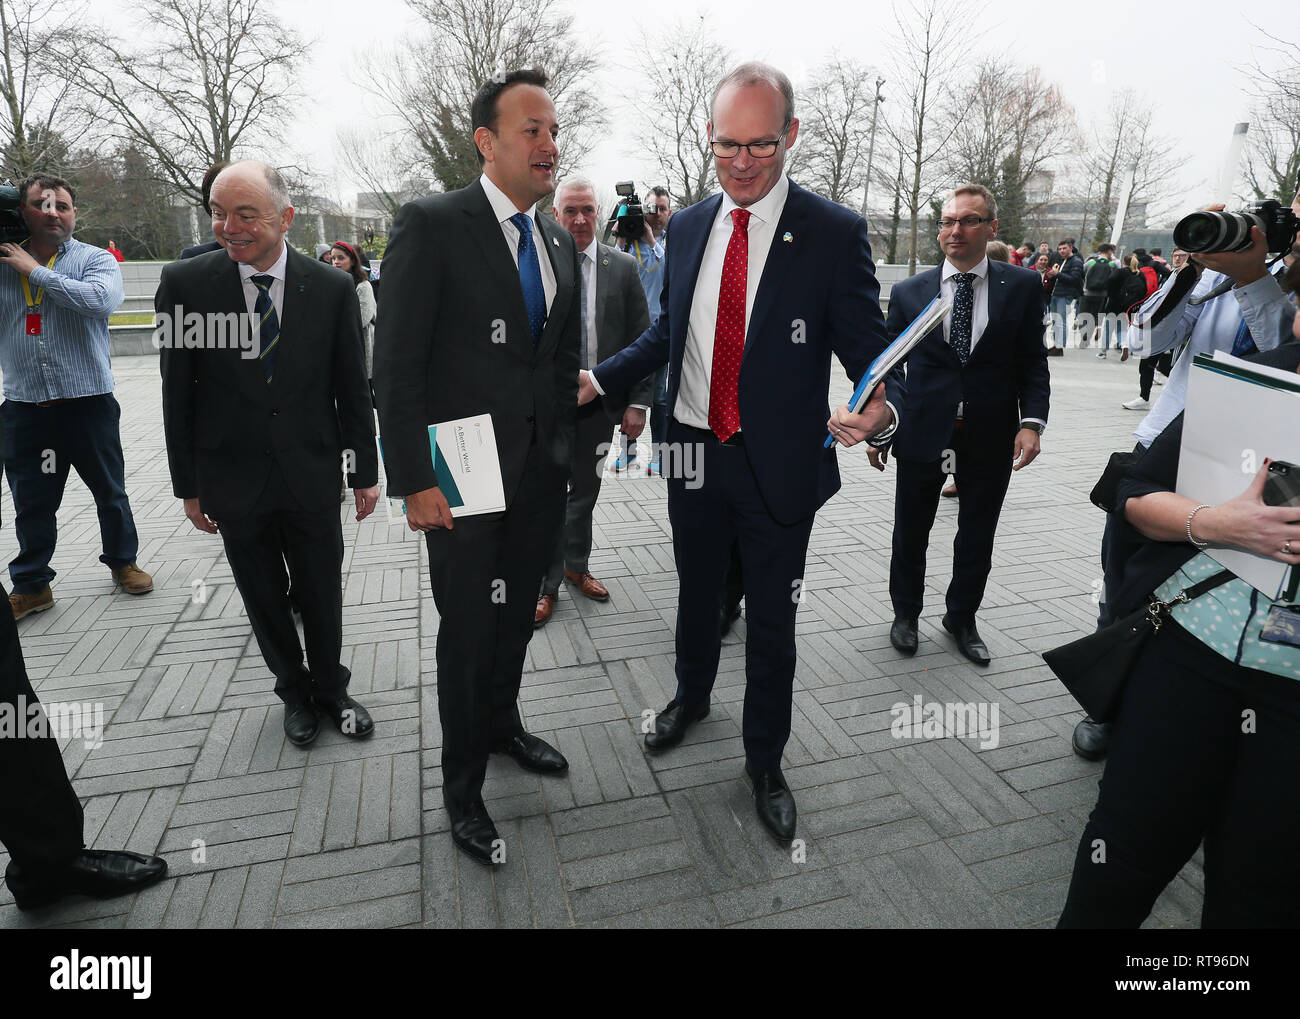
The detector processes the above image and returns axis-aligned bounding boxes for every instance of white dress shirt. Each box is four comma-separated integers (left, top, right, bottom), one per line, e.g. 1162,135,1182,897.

940,255,1046,431
480,173,557,313
672,174,791,431
579,240,597,369
238,242,288,323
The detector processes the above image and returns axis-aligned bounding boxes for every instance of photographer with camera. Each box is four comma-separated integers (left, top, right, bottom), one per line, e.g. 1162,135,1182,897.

1057,256,1300,928
0,174,153,623
1073,188,1299,762
610,184,671,473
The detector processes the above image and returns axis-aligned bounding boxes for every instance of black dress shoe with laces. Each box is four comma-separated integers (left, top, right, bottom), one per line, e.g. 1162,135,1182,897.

889,617,919,655
446,800,501,865
745,763,797,843
644,698,709,751
942,614,991,665
492,732,568,774
315,694,374,739
5,851,168,910
283,698,320,746
1072,716,1111,761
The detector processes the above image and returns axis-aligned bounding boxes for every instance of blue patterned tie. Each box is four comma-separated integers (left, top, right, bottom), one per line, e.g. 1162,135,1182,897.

509,212,547,346
251,274,280,383
1230,317,1256,358
950,272,976,365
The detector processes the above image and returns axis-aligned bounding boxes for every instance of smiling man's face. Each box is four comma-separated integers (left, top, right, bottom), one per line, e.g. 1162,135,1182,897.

477,83,560,210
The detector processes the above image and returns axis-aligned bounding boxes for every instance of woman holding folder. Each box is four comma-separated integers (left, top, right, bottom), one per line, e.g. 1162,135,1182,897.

1057,262,1300,927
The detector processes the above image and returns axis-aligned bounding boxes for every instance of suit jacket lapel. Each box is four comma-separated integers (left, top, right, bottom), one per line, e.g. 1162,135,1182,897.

274,248,310,387
593,244,611,360
535,213,574,360
970,260,1008,363
674,195,722,365
463,182,533,359
744,185,807,358
920,267,955,362
211,257,271,400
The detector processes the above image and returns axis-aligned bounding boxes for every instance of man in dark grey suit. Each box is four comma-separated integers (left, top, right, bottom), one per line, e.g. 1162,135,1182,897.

535,176,651,626
373,70,581,865
158,160,380,748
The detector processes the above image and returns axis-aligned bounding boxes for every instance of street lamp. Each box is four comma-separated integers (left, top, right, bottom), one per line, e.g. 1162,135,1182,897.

859,77,886,220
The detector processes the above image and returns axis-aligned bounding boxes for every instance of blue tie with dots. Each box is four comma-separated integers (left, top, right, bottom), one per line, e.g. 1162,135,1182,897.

509,212,547,347
950,272,976,365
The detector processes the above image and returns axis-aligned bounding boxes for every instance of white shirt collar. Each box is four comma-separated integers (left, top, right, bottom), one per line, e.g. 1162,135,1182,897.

480,172,537,226
238,241,288,282
942,256,989,283
580,239,598,263
718,173,790,226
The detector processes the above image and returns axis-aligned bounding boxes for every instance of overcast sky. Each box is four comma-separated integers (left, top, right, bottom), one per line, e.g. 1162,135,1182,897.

100,0,1291,225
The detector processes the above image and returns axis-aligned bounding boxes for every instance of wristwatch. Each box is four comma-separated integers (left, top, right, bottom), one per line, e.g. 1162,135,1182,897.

1021,421,1045,435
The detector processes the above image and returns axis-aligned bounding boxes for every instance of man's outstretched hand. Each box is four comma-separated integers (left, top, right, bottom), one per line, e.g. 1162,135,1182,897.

577,369,597,406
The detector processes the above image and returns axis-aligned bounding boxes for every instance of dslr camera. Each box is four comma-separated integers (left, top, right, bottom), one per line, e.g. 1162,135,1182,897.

0,180,29,244
608,181,645,241
1173,198,1299,255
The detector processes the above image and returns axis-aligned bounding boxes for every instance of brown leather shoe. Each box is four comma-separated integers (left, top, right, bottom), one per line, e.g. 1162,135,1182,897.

563,570,609,601
535,593,556,627
111,563,154,595
9,586,53,620
941,483,958,498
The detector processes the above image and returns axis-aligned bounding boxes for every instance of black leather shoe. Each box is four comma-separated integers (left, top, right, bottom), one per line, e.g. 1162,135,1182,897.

446,800,501,865
283,698,320,746
1072,716,1111,761
745,763,797,843
315,694,374,739
644,698,709,751
492,731,568,774
889,617,919,655
6,851,168,910
942,614,991,665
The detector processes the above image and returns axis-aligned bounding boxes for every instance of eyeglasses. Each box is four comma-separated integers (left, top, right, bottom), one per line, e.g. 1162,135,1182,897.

709,130,788,159
939,216,994,231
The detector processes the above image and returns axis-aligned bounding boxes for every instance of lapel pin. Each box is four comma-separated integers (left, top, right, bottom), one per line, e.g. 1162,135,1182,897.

783,232,793,243
602,257,609,266
552,236,559,246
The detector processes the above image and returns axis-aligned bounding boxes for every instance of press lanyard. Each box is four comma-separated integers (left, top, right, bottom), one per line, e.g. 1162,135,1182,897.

20,249,59,335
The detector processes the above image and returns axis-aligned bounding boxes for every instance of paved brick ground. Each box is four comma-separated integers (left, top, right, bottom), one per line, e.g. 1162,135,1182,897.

0,349,1206,928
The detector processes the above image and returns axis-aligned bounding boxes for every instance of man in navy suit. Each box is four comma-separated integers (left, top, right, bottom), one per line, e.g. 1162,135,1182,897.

870,184,1050,665
578,62,903,843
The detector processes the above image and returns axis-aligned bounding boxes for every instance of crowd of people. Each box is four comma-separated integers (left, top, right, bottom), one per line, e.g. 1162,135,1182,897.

0,59,1296,929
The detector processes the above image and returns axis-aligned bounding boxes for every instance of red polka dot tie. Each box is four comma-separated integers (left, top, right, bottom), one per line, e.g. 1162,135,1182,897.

709,208,750,441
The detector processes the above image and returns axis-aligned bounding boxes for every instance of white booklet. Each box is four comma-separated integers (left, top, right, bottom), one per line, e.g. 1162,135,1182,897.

381,414,506,522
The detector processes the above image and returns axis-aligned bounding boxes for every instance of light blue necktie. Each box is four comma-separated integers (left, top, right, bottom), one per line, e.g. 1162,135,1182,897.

509,212,547,347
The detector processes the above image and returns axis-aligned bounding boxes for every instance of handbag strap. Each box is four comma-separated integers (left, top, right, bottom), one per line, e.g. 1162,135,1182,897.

1152,568,1235,616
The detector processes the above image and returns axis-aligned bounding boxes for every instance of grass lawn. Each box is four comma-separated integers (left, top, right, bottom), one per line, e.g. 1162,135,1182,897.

109,313,154,326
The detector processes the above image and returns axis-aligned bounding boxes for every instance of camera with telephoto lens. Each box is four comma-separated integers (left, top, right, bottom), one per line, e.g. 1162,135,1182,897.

1173,198,1299,255
0,180,29,244
609,181,645,240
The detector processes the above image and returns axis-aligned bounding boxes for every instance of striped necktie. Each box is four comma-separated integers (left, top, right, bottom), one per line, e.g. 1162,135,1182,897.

251,274,280,383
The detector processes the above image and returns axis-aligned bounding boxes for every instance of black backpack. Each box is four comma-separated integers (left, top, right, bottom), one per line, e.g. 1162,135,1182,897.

1084,257,1112,293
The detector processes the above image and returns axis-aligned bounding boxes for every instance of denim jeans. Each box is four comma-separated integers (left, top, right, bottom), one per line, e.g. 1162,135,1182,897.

1049,296,1073,348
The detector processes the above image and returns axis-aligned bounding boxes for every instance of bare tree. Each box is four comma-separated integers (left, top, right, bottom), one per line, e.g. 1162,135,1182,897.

944,61,1076,245
883,0,976,273
630,17,728,209
0,0,96,177
1241,34,1300,201
367,0,603,195
798,54,881,207
1081,90,1177,248
333,126,428,220
76,0,304,206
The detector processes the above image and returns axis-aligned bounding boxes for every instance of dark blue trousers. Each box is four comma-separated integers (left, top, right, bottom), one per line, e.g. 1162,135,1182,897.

1,395,139,594
666,422,815,770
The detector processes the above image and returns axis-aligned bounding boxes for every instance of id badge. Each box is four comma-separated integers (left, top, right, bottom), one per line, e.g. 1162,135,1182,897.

25,312,40,336
1260,605,1300,648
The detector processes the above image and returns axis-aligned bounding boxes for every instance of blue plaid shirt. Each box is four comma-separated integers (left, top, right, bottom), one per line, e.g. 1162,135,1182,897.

0,236,124,402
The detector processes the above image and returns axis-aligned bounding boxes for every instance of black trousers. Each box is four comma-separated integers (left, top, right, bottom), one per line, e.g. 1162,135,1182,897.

427,441,567,808
890,421,1013,625
216,466,348,704
1138,351,1173,401
666,422,815,770
543,401,611,594
1058,620,1300,928
0,581,84,881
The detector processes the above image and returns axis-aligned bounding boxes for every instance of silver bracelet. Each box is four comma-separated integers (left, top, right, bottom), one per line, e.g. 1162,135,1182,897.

1186,504,1211,548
